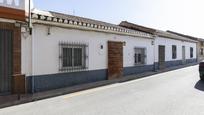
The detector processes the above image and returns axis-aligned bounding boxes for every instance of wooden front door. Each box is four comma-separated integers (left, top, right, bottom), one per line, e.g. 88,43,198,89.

0,29,13,95
158,45,165,69
0,22,25,95
108,41,123,80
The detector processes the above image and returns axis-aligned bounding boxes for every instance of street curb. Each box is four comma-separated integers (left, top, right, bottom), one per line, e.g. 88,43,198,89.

0,63,198,109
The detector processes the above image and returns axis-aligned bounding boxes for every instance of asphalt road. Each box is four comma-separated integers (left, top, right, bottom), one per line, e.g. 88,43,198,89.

1,65,204,115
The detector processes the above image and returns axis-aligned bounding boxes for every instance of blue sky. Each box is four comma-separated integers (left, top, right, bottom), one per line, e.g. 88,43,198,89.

33,0,204,38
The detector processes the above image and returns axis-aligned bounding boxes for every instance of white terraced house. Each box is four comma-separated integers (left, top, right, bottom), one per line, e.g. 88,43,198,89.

0,0,198,95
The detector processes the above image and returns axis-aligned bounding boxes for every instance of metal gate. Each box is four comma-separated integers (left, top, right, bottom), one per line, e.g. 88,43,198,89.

0,29,13,95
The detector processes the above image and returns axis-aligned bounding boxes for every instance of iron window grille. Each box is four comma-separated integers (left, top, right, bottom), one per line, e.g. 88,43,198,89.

172,45,177,59
134,48,146,65
190,47,193,58
59,42,88,72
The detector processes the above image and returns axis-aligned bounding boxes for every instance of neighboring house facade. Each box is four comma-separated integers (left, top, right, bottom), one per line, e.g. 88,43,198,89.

155,31,197,68
197,39,204,61
0,0,33,95
167,31,204,62
0,0,199,95
120,21,197,70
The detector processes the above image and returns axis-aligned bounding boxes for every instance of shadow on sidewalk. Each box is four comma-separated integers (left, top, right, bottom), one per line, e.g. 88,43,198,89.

195,80,204,91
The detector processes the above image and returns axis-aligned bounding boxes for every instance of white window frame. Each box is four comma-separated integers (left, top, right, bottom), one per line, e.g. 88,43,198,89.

59,43,88,72
134,47,147,65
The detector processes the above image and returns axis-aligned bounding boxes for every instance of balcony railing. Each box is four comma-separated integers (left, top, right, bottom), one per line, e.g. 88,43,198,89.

0,0,26,10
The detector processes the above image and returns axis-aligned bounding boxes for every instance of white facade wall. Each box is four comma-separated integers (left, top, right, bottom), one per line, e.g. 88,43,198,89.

21,24,197,77
22,24,154,76
155,36,197,62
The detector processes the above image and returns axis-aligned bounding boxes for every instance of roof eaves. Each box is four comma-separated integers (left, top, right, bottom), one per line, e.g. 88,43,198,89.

119,21,156,35
156,30,198,43
167,30,199,41
118,21,198,43
31,12,153,39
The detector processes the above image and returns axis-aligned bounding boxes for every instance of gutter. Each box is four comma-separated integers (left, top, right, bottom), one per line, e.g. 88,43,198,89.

30,25,35,93
28,0,32,29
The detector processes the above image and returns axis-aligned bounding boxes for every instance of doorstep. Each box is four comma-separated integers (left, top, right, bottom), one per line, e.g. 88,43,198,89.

0,62,198,109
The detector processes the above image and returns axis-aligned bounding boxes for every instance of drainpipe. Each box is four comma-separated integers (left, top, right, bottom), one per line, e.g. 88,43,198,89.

28,0,32,34
28,0,35,93
31,28,35,94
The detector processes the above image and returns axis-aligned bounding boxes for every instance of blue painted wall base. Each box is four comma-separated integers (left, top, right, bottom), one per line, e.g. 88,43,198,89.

27,69,107,93
27,58,197,93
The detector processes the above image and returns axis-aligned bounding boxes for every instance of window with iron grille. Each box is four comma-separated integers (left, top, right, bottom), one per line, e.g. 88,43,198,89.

190,47,193,58
59,42,88,72
134,48,146,65
172,45,177,59
201,48,204,55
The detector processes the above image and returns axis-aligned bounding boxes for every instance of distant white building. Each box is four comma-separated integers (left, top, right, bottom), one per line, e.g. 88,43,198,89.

0,0,198,95
120,21,197,69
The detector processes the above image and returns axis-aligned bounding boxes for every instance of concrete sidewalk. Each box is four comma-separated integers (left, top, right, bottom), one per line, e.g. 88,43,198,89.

0,63,198,108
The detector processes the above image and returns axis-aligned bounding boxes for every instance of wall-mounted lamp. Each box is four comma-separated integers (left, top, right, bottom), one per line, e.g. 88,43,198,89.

100,45,104,49
21,26,30,38
123,41,126,46
47,26,51,35
151,40,155,45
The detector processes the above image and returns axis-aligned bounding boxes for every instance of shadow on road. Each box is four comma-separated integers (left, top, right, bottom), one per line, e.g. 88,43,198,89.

195,80,204,91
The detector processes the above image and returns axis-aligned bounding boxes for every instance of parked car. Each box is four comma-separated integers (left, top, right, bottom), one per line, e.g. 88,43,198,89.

199,61,204,80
